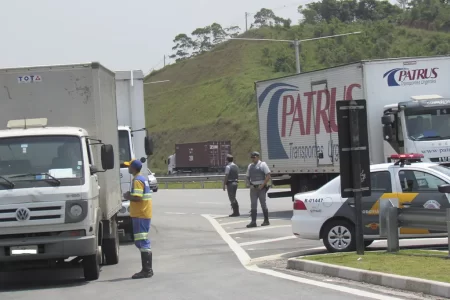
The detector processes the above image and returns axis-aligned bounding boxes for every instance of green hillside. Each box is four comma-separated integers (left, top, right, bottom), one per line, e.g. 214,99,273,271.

145,1,450,174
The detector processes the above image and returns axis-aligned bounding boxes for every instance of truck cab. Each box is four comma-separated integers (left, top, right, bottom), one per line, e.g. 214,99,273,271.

382,95,450,163
167,154,176,174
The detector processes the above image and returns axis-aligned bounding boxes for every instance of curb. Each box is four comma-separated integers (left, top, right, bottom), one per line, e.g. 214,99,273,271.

287,258,450,298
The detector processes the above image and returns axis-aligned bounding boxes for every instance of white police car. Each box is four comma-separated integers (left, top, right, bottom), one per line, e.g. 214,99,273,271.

292,154,450,253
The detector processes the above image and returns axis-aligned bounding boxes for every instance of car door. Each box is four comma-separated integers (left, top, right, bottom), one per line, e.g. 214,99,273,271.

362,170,393,236
396,168,450,236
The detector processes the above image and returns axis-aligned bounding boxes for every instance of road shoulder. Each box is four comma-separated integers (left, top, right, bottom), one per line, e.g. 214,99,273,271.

287,255,450,298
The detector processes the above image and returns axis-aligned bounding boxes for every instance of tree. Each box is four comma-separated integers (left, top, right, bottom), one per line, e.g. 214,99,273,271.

169,33,196,61
225,25,241,37
192,26,213,54
252,8,277,27
210,23,228,44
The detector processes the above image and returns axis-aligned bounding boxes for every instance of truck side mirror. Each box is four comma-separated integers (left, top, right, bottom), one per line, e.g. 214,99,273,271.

383,124,393,141
101,144,115,170
438,184,450,193
381,114,394,125
144,136,154,156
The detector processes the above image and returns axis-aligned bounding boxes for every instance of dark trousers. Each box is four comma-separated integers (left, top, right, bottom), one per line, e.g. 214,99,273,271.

227,181,238,205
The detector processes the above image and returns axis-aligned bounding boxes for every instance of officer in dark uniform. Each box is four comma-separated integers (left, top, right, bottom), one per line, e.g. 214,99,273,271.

223,154,240,217
246,151,271,228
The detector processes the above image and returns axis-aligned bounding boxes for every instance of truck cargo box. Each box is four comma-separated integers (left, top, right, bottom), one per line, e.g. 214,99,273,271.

175,141,231,168
0,62,121,220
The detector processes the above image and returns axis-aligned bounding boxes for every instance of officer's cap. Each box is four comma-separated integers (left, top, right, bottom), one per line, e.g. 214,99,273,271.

250,151,260,157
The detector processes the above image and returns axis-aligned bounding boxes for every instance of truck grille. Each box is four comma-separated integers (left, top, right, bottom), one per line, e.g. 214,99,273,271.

0,203,64,226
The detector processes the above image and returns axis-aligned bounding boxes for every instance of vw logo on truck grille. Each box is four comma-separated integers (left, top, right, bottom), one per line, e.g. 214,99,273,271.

15,207,31,221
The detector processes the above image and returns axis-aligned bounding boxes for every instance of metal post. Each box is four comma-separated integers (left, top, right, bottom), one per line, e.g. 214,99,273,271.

387,207,399,253
349,107,364,255
447,208,450,257
294,40,300,74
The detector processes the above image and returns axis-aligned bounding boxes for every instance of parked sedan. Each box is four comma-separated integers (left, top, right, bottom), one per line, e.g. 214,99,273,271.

292,154,450,253
148,168,158,192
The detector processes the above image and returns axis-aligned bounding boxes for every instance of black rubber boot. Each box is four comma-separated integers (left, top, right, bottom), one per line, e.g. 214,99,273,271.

132,251,154,279
261,209,270,226
229,203,240,217
246,209,257,228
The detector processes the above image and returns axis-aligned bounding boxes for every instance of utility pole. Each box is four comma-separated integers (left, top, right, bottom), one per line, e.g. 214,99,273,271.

229,31,362,74
164,55,166,67
245,12,248,31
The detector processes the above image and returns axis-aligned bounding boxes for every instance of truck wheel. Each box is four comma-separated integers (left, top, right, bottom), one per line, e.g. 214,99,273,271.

152,188,158,192
103,228,119,265
322,220,356,253
83,246,101,281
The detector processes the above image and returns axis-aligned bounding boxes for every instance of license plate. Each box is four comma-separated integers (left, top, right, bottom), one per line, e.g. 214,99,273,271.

10,245,38,255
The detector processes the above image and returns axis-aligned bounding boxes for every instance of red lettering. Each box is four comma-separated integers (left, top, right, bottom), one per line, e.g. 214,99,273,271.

431,68,439,79
315,89,330,134
303,91,316,135
417,69,426,79
289,95,306,136
281,95,294,137
345,83,361,100
329,88,338,132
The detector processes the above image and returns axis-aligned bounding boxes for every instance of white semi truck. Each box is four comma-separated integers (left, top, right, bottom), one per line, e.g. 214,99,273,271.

115,70,153,238
0,62,121,281
255,55,450,199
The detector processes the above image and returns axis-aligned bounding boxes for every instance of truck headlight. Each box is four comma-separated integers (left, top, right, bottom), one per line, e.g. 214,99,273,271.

65,200,88,224
70,204,83,217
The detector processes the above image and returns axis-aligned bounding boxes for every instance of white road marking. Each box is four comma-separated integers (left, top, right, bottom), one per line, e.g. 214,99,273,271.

239,236,297,246
220,218,286,226
229,225,291,235
164,212,187,215
202,214,404,300
197,202,222,205
220,220,251,226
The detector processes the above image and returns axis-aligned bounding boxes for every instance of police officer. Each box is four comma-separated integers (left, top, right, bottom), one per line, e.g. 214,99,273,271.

122,159,154,279
223,154,240,217
246,151,271,228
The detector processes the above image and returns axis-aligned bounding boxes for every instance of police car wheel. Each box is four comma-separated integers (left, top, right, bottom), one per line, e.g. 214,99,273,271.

322,220,356,253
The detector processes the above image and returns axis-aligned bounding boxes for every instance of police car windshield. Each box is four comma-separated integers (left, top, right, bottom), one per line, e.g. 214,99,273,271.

405,108,450,141
429,165,450,178
118,130,131,164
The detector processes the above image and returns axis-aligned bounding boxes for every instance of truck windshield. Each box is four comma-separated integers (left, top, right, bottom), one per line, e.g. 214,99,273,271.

0,135,83,182
118,130,131,164
405,108,450,141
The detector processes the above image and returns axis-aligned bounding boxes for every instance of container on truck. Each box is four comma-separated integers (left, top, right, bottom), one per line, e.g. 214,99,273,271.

0,62,121,281
115,70,153,239
167,141,231,174
254,55,450,200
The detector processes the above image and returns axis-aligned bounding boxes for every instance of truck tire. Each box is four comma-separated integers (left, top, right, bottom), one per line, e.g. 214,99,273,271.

322,220,356,253
83,246,101,281
103,223,120,265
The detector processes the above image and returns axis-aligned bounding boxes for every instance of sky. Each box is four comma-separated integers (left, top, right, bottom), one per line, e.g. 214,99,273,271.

0,0,309,75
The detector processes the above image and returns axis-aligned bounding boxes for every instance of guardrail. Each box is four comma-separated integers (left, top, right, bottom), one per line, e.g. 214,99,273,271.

156,174,248,189
379,195,450,254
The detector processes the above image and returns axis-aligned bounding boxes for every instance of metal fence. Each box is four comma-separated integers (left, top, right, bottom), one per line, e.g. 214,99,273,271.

156,174,248,189
379,198,450,254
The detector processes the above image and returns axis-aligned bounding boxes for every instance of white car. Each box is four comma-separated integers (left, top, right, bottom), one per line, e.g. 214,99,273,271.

148,168,158,192
292,154,450,253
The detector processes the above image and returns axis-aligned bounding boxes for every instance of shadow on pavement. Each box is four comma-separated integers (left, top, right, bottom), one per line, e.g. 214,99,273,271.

0,267,88,291
225,210,292,220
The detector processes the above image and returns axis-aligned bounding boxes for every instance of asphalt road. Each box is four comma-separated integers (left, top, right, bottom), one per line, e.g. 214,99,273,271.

0,189,447,300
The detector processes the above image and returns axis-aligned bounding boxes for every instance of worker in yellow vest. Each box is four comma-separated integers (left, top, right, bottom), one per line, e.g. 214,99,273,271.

123,159,153,279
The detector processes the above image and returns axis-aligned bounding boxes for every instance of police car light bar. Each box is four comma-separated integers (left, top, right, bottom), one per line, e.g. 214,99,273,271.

390,153,424,160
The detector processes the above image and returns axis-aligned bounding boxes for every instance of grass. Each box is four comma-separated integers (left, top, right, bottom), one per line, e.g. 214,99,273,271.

145,22,450,174
303,250,450,283
161,182,290,189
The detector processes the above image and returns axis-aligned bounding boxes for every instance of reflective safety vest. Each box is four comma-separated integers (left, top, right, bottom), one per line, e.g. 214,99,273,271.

129,174,152,219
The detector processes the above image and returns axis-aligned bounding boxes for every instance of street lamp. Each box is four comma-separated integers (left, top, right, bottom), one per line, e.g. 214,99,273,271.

229,31,362,74
144,80,170,85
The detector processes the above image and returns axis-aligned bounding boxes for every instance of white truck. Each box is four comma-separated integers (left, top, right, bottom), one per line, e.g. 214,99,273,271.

0,62,121,281
255,55,450,199
115,70,153,239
